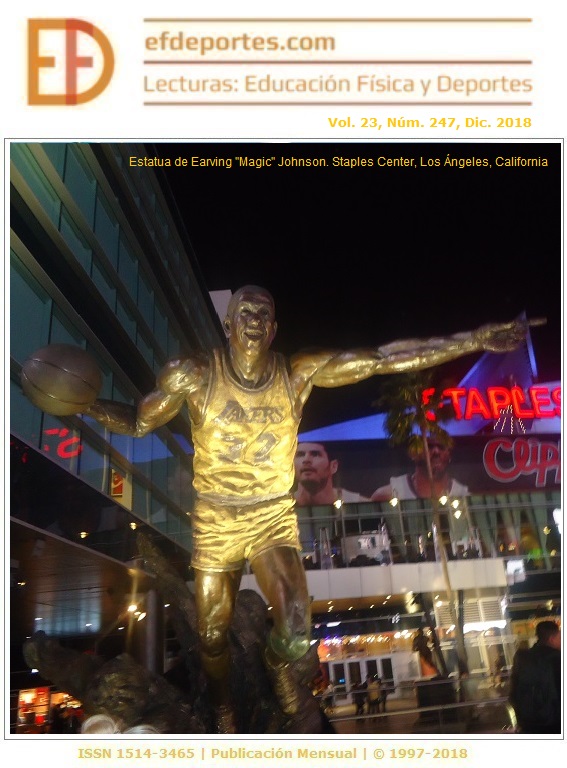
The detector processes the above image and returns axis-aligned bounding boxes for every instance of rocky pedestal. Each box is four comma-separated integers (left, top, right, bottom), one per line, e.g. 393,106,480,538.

23,534,334,735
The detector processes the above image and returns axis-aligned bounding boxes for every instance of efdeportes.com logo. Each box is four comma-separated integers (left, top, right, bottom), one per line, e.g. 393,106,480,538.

28,19,114,105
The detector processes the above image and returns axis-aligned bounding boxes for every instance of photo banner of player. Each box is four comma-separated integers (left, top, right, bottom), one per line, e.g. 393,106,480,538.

293,433,561,505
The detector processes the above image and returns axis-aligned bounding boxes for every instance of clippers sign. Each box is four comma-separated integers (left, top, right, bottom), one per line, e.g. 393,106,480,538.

484,437,561,487
28,19,114,105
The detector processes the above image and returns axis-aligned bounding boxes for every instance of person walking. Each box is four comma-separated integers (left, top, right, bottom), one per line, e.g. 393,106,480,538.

509,620,561,733
366,675,381,715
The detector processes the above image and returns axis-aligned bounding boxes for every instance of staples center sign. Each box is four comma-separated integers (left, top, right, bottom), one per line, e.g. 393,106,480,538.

425,384,561,421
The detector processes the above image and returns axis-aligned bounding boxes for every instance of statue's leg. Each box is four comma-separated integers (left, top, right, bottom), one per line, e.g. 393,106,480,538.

194,568,241,733
251,546,311,715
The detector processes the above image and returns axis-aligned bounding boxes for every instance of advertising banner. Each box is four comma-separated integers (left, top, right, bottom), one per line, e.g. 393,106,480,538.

294,434,561,505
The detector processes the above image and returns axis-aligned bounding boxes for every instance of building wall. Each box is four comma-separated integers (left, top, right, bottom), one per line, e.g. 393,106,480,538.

10,142,223,552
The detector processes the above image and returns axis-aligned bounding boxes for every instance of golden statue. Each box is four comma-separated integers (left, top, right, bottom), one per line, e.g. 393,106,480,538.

27,284,543,732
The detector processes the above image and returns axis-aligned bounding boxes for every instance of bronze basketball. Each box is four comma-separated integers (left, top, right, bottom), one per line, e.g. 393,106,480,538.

20,344,102,416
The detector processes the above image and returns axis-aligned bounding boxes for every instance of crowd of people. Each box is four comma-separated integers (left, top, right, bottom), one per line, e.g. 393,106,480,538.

320,675,392,718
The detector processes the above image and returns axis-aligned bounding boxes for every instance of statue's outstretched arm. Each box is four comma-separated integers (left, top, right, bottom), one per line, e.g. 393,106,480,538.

301,317,545,388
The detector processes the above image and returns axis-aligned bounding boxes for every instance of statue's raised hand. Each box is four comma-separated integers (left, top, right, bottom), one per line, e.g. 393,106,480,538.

473,317,546,353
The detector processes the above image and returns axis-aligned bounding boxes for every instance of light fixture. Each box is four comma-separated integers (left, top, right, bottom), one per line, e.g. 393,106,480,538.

79,531,89,539
130,522,137,530
389,496,399,507
137,612,147,622
333,499,342,509
127,604,138,613
453,509,462,519
439,495,448,505
463,620,506,632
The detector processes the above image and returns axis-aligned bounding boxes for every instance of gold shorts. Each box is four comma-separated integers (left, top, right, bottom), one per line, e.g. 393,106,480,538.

191,495,300,572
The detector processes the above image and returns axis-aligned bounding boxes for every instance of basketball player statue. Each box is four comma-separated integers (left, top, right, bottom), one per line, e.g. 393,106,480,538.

22,285,543,733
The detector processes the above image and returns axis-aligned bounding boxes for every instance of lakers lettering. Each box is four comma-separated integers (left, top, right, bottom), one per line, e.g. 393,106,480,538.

214,400,285,424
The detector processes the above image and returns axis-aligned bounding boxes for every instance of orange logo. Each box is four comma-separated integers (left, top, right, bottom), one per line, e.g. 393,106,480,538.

28,19,114,105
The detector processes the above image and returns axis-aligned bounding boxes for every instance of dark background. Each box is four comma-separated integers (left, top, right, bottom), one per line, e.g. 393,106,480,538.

153,141,562,432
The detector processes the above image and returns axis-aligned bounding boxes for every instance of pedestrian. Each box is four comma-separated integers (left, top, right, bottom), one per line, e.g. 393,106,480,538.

366,675,381,715
509,620,561,733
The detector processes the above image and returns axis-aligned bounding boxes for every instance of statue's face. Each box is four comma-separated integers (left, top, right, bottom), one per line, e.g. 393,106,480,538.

226,288,277,357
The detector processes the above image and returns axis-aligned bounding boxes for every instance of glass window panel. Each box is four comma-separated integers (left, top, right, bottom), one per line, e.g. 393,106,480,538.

110,433,135,463
10,379,43,447
41,414,82,473
10,144,61,226
78,350,112,405
136,331,154,370
137,269,154,327
179,514,192,538
165,455,180,507
132,434,158,478
64,146,96,225
169,244,180,267
42,143,67,177
92,260,116,311
94,190,119,269
77,438,106,492
151,454,168,495
116,297,136,343
111,379,134,405
59,206,92,273
166,508,181,536
167,329,180,358
150,496,167,532
132,479,150,522
49,306,85,347
10,251,52,363
155,199,169,238
122,168,141,206
139,173,156,210
153,301,168,352
118,235,138,298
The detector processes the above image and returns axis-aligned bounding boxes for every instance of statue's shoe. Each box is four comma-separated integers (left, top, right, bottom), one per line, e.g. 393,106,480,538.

264,649,301,716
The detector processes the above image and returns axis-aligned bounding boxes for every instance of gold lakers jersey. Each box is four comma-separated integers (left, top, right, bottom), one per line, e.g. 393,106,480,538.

191,349,301,504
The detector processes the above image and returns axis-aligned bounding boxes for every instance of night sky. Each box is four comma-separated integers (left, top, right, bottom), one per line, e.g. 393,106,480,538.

152,141,562,431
